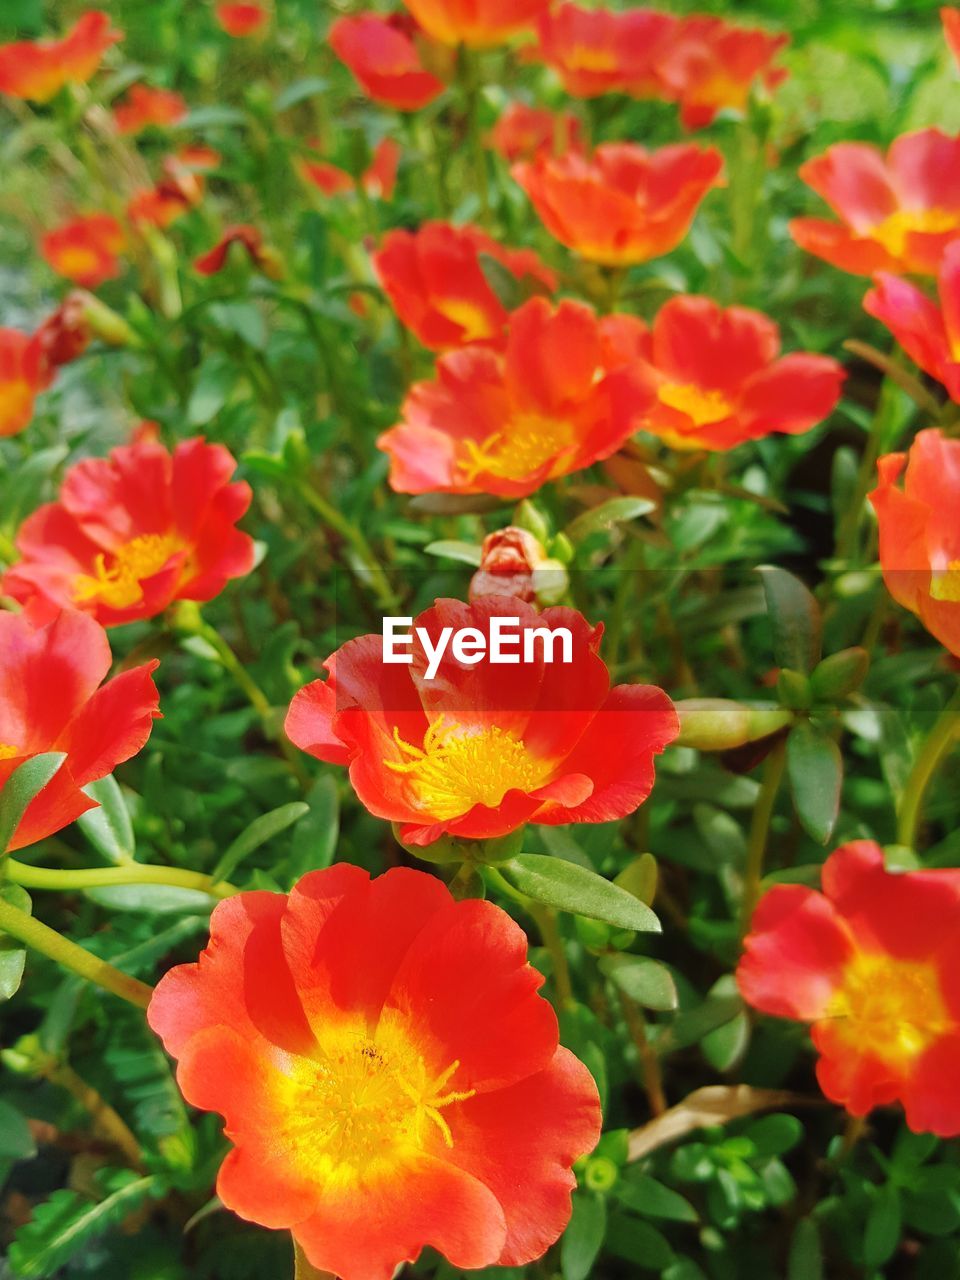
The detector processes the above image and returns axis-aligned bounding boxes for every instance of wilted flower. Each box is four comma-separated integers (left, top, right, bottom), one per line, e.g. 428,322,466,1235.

489,103,584,163
374,221,556,351
378,298,656,497
40,214,125,289
790,129,960,277
113,83,188,134
194,225,284,278
286,596,678,845
0,11,121,103
739,841,960,1136
3,436,256,626
869,428,960,657
512,142,724,266
148,864,602,1278
528,4,677,98
619,295,844,451
0,606,160,853
330,14,445,111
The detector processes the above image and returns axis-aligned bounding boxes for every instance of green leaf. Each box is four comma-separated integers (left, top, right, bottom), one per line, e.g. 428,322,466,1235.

0,1098,37,1160
208,301,268,351
274,76,330,111
502,855,661,933
810,647,869,701
561,1191,606,1280
0,753,66,854
787,722,842,845
603,957,678,1011
758,566,822,673
212,801,310,884
617,1173,697,1223
567,497,656,543
289,777,340,880
864,1184,902,1269
0,883,31,1002
606,1213,675,1270
424,540,483,566
78,775,135,864
788,1217,823,1280
8,1171,157,1278
477,252,524,311
746,1114,804,1158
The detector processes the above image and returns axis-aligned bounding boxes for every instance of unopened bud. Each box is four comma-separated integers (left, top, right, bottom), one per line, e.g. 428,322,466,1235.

675,699,792,751
469,526,568,607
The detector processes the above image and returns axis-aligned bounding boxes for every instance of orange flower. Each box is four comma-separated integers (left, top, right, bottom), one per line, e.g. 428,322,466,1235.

194,225,283,278
3,436,256,627
868,428,960,657
330,14,445,111
286,597,678,844
943,8,960,68
298,157,355,196
790,129,960,277
739,841,960,1136
215,3,269,37
40,214,125,289
148,864,601,1278
363,137,400,200
127,153,206,229
864,240,960,403
0,607,160,853
655,16,788,129
512,142,724,266
528,3,677,98
401,0,550,48
0,11,122,103
0,329,50,438
374,221,556,351
489,103,584,163
113,84,188,135
378,298,657,497
617,295,844,451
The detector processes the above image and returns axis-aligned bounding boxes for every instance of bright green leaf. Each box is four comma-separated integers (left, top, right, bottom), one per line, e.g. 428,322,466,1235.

787,722,842,845
502,855,661,932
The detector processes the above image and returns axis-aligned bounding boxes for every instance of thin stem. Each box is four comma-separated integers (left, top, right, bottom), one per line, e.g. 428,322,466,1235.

458,46,490,224
6,859,237,899
897,684,960,849
618,991,667,1116
295,479,400,612
44,1060,145,1170
839,1112,868,1160
739,739,787,939
0,896,153,1010
528,904,575,1010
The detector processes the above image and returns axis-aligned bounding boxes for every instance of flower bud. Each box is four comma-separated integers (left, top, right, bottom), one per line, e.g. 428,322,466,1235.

675,699,792,751
469,526,568,606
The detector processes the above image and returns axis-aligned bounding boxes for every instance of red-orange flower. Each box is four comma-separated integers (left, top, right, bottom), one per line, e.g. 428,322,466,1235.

738,841,960,1136
655,16,788,129
330,14,444,111
402,0,550,48
790,129,960,277
528,4,677,98
616,295,844,451
113,84,188,135
194,225,283,278
127,154,205,230
0,607,160,853
148,864,601,1278
489,103,584,163
298,157,355,196
40,214,125,289
363,138,400,200
0,11,122,103
864,240,960,403
0,330,50,438
216,3,269,37
374,222,556,351
3,437,256,627
868,428,960,657
512,142,724,266
378,298,657,497
943,8,960,68
286,596,678,845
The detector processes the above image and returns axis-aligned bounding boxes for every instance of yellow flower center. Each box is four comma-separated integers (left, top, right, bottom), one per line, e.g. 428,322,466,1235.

72,532,185,610
568,45,618,73
871,207,958,259
435,297,496,343
457,413,575,484
0,743,21,760
54,245,102,279
657,382,733,428
930,560,960,602
385,716,553,820
0,380,34,434
280,1013,474,1184
825,950,950,1069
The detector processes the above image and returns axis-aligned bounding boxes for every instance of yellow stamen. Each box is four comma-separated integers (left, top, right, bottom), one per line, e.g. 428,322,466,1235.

657,382,733,428
0,743,21,761
568,46,618,73
457,413,575,484
435,298,495,343
385,715,554,821
54,245,101,279
280,1014,475,1184
872,207,959,260
930,560,960,603
72,532,185,610
824,950,950,1069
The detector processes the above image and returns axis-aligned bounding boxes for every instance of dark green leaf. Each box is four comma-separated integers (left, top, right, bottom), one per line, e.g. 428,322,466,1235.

289,777,340,880
745,1114,804,1158
604,957,678,1011
502,855,660,933
561,1191,606,1280
0,883,31,1002
864,1184,902,1269
0,1098,37,1160
617,1173,698,1222
758,566,822,673
787,722,842,845
212,801,309,883
78,775,135,864
788,1217,823,1280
